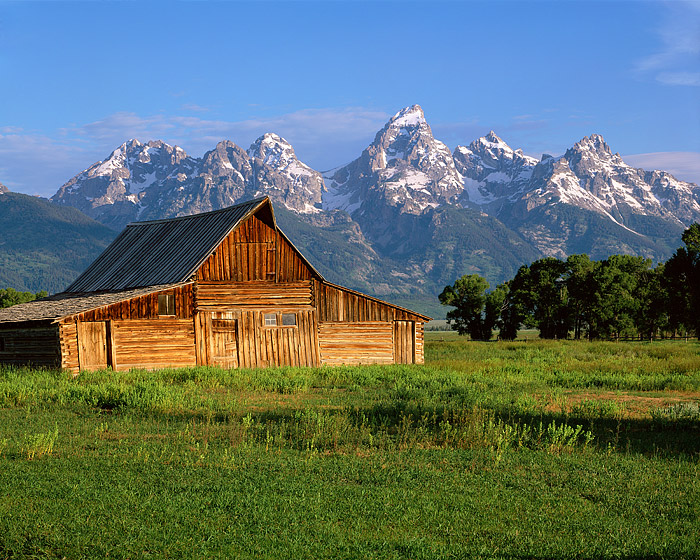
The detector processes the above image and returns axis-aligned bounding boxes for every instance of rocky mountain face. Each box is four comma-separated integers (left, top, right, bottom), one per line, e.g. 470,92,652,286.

52,135,326,231
324,105,462,215
0,182,8,194
499,134,699,258
248,133,325,213
453,131,538,214
46,105,700,314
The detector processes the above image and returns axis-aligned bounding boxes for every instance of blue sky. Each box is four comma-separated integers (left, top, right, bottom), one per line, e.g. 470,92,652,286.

1,0,699,197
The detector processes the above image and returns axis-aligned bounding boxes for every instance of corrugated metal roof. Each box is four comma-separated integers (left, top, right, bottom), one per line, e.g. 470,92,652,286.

66,197,269,293
0,283,189,324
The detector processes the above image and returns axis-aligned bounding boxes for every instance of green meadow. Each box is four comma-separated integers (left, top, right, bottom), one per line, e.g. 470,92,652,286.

1,337,698,559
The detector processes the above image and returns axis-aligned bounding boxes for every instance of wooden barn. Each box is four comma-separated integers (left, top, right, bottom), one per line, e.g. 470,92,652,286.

0,197,429,372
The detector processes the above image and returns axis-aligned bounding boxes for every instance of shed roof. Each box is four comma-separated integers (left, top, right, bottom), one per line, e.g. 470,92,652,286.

66,197,270,293
0,283,189,325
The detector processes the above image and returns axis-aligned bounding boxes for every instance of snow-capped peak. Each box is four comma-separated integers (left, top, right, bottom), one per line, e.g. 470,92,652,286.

470,131,516,156
248,133,297,167
387,104,427,129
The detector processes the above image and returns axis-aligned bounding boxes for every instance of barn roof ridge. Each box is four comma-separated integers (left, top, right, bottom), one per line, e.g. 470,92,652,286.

124,196,270,227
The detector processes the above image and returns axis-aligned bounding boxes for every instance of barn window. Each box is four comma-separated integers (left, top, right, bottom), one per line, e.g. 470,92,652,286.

282,313,297,326
158,294,175,316
264,313,277,326
0,336,4,352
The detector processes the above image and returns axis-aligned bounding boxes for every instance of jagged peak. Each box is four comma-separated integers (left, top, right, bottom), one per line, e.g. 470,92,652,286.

388,104,426,128
485,130,503,142
213,139,241,150
250,132,293,150
248,133,296,160
471,131,513,152
571,133,612,156
0,182,7,194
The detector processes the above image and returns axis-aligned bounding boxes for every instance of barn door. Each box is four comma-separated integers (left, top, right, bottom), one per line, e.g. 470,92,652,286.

77,321,108,371
393,321,416,364
211,319,239,368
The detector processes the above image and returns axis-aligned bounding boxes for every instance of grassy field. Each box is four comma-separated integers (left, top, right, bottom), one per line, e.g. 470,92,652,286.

0,338,698,559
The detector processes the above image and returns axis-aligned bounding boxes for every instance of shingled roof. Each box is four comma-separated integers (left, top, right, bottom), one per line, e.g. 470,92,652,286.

0,283,189,325
66,197,270,293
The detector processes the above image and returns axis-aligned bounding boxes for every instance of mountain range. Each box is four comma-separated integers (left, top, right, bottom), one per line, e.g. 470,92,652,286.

5,105,700,317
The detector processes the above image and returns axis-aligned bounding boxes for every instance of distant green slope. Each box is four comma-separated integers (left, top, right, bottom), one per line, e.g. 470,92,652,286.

0,192,117,293
276,205,543,319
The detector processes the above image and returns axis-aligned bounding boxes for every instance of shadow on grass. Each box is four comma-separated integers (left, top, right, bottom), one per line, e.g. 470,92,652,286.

132,398,700,457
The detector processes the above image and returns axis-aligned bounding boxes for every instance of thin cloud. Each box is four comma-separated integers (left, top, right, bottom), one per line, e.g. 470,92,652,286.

635,1,700,87
624,151,700,185
0,130,100,196
656,71,700,87
1,107,391,197
181,104,210,113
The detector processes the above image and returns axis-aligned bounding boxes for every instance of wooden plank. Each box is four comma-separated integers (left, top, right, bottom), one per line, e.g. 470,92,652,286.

318,322,394,365
77,321,108,371
111,319,196,371
107,320,117,370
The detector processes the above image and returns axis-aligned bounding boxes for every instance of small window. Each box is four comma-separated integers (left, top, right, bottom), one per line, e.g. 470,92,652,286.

0,337,5,352
158,294,175,316
282,313,297,326
264,313,277,327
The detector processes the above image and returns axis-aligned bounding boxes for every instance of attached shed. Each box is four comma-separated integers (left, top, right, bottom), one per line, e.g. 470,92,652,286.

0,197,429,372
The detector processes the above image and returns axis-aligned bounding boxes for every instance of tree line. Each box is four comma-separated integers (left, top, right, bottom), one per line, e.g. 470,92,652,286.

439,224,700,341
0,288,47,309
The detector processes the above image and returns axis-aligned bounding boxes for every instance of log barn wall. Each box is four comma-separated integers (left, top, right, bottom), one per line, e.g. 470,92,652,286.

318,322,394,366
59,322,80,371
0,325,61,368
195,309,319,368
195,281,312,310
415,322,424,365
314,281,424,323
111,319,195,371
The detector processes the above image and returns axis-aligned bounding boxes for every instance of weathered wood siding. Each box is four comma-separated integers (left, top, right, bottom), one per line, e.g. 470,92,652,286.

0,326,61,368
71,284,193,322
393,321,415,364
415,322,424,364
77,321,108,371
60,322,80,372
276,232,314,283
196,309,319,368
196,214,314,283
241,309,319,368
314,281,423,323
111,319,195,371
60,318,196,372
318,322,394,365
195,281,312,310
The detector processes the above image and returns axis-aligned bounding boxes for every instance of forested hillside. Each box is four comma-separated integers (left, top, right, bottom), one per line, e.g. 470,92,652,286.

0,191,116,293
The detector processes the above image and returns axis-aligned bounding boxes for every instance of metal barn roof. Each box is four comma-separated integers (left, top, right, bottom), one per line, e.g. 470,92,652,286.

66,197,269,293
